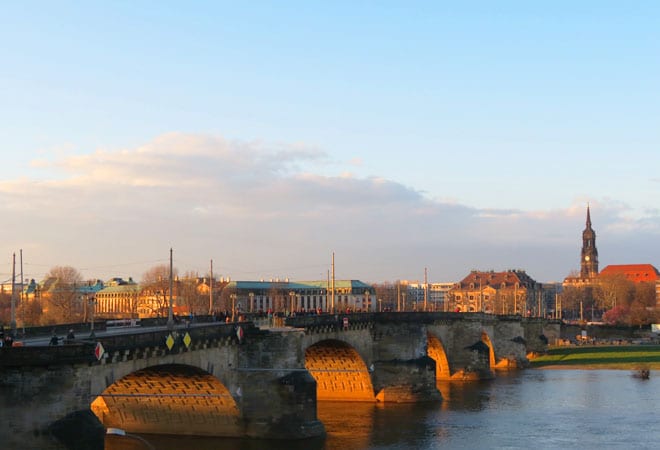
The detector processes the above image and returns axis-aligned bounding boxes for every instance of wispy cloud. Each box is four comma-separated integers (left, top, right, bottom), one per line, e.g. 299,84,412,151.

1,133,658,283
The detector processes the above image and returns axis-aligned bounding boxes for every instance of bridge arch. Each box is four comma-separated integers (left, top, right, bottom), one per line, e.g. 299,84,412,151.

481,331,496,369
304,339,376,402
427,333,451,381
91,363,241,437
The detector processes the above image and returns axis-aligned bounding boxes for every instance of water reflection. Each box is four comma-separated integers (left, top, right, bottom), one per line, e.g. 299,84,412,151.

106,433,326,450
105,370,660,450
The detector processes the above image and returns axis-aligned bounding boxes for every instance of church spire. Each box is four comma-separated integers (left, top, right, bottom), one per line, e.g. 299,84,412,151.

580,205,598,279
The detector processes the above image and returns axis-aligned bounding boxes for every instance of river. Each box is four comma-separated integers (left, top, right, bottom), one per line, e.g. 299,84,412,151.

105,369,659,450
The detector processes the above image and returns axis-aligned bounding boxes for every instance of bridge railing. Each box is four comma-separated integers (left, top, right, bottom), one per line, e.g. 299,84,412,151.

0,321,261,367
93,321,258,354
0,343,96,367
284,311,492,328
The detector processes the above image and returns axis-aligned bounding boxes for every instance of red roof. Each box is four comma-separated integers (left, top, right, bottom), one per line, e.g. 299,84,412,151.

599,264,659,283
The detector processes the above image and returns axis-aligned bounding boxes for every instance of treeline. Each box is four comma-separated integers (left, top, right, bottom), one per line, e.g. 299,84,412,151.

560,273,657,326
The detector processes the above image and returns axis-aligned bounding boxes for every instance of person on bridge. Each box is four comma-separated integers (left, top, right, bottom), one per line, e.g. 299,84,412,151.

49,333,60,346
66,329,75,339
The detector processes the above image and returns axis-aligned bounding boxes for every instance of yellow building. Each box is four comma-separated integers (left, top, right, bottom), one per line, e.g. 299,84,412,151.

449,270,540,315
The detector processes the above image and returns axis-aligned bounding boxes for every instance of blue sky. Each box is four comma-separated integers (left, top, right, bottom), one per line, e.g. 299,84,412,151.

1,2,659,284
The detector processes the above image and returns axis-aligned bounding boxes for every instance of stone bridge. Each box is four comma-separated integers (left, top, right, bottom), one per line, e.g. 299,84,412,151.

0,312,558,449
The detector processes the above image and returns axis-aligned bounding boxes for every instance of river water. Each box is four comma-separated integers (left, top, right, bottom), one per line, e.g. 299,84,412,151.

106,369,659,450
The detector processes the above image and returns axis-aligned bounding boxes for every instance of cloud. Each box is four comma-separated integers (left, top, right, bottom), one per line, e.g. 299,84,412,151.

1,133,659,284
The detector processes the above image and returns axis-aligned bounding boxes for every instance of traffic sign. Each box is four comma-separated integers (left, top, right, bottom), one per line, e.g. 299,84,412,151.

94,342,105,361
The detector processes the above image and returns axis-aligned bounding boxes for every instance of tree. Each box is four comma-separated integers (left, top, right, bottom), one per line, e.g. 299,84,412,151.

178,272,209,316
42,266,83,324
602,305,629,325
0,291,10,326
140,264,178,317
634,282,656,308
559,286,589,320
218,285,236,314
594,273,634,312
372,282,398,311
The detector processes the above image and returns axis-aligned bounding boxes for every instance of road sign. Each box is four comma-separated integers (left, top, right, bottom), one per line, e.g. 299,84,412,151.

166,334,175,350
94,342,105,361
183,332,191,348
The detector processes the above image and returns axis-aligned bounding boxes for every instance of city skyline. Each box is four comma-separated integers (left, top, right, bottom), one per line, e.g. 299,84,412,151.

2,2,659,284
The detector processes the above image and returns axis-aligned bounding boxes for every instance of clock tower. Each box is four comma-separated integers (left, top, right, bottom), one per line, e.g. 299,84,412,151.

580,206,599,279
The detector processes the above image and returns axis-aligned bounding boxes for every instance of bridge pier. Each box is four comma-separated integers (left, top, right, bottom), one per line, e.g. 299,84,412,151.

0,348,101,450
372,356,441,403
238,369,325,439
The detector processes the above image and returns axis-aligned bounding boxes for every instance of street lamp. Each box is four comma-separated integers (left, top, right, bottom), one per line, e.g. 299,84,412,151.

89,295,97,338
167,248,174,331
289,291,295,315
378,298,382,312
230,294,236,322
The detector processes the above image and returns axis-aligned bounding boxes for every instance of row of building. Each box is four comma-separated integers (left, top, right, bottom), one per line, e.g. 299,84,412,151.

2,207,658,322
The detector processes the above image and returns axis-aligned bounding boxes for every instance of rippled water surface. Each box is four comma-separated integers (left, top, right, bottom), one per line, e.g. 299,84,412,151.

107,370,660,450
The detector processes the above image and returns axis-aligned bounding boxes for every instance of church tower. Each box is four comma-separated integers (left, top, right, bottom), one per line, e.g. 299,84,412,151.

580,206,599,279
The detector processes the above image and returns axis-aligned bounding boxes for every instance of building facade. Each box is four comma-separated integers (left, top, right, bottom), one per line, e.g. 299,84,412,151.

449,270,541,315
222,279,375,314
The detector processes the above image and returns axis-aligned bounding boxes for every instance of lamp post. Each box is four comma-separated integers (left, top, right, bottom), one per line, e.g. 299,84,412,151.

378,298,382,312
580,299,584,322
230,294,236,322
89,295,96,338
167,248,174,331
10,252,16,337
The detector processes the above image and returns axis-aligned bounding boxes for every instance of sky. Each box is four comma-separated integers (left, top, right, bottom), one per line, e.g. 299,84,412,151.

1,1,659,285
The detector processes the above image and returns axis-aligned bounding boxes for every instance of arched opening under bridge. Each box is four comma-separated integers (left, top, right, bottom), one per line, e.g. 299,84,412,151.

305,340,375,402
427,333,451,381
91,364,240,437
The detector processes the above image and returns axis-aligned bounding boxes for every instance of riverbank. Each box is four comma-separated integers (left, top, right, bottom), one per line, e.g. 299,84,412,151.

529,344,660,370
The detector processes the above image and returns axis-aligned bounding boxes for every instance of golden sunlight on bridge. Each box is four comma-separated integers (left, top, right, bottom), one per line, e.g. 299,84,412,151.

91,364,240,436
305,340,376,402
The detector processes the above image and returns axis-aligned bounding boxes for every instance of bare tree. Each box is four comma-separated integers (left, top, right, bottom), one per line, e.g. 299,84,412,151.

594,273,634,311
559,286,588,320
42,266,83,324
634,282,656,308
140,264,178,317
178,272,209,316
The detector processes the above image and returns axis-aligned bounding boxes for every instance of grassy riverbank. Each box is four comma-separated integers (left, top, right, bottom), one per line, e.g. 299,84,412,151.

529,345,660,370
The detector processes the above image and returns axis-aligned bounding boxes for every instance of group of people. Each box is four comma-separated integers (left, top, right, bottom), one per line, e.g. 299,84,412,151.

0,331,14,347
49,329,76,346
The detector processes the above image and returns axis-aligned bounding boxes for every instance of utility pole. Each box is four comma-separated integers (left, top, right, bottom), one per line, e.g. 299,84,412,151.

209,259,213,316
20,249,24,333
167,248,174,331
424,267,428,312
11,252,17,336
331,252,335,313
